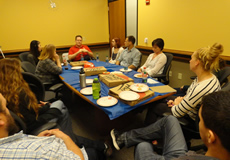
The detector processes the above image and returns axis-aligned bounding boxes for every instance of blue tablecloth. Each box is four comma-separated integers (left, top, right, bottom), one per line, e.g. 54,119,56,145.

60,61,169,120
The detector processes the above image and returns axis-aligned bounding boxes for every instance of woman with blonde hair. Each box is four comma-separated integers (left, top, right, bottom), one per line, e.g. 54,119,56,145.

145,43,223,125
35,44,62,84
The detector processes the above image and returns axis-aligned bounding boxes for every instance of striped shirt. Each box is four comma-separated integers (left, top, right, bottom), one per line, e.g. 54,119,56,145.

0,131,88,160
171,75,220,120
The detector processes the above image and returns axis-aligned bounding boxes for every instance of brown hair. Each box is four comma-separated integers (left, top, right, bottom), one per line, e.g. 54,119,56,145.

38,44,56,61
195,43,223,71
113,38,121,48
0,58,40,119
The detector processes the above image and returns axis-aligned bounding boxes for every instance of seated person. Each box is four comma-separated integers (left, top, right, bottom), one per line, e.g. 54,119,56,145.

28,40,42,65
35,44,62,84
0,94,111,160
145,43,223,125
111,91,230,160
116,36,141,70
68,35,94,61
109,37,124,64
137,38,167,76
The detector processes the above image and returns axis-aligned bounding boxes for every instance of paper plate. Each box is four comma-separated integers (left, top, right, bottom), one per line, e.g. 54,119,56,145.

71,66,83,70
111,71,123,74
119,91,140,101
120,68,132,72
86,79,94,85
134,73,149,78
130,83,149,92
80,87,92,95
97,96,118,107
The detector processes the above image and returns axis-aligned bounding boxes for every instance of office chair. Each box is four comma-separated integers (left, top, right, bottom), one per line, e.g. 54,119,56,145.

21,61,36,74
151,53,173,85
19,52,30,62
10,110,58,135
22,72,62,102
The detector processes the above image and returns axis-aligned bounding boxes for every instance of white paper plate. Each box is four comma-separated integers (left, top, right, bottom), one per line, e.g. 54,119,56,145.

80,87,92,95
120,68,132,72
130,83,149,92
134,73,149,78
111,71,123,74
97,96,118,107
71,66,83,70
86,79,94,85
119,91,140,101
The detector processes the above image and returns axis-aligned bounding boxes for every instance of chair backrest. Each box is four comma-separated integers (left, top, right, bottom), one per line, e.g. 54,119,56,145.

27,54,37,66
19,52,30,62
10,110,27,133
215,66,230,86
162,53,173,84
22,72,45,101
21,61,36,74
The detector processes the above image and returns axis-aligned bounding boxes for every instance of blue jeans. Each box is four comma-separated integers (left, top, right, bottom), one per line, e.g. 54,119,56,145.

122,116,187,160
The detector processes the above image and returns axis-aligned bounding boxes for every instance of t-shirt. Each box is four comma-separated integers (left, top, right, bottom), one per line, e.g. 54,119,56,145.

68,45,92,61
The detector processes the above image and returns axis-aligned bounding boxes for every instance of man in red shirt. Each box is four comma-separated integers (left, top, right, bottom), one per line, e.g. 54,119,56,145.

68,35,94,61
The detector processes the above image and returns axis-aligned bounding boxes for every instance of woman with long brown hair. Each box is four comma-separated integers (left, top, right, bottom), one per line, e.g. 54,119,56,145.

0,58,72,134
109,38,124,64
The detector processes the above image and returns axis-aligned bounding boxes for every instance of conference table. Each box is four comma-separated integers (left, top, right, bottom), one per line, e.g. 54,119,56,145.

60,61,175,134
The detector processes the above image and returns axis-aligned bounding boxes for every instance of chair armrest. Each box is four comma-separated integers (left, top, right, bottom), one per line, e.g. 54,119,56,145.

162,112,172,117
151,74,166,78
49,83,63,92
190,76,197,80
30,122,59,135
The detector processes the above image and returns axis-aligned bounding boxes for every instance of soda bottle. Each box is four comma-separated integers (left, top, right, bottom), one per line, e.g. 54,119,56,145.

92,78,101,99
81,53,84,61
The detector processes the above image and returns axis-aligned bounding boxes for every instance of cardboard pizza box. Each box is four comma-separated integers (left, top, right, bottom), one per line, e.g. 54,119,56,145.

70,61,87,67
84,66,107,76
108,82,154,106
99,73,134,87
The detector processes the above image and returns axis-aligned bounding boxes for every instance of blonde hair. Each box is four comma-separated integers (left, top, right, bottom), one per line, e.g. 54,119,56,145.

195,43,223,71
38,44,56,61
0,58,40,119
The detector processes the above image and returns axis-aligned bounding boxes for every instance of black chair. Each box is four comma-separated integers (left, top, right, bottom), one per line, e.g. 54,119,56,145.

19,52,30,62
151,53,173,85
10,110,58,135
22,72,62,102
21,61,36,74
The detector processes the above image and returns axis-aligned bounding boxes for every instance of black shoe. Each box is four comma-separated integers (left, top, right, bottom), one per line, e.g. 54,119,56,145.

110,129,125,150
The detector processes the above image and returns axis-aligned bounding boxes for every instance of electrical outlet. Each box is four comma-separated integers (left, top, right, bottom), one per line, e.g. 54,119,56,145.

144,38,148,43
83,37,86,41
178,73,182,79
169,71,172,77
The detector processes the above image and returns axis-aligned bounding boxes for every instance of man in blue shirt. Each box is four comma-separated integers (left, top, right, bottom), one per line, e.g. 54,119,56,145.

116,36,142,70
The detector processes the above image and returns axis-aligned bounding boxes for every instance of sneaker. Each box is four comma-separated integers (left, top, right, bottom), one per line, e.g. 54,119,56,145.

110,129,125,150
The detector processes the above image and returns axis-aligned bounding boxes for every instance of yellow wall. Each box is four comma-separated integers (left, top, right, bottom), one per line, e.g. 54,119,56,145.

0,0,109,50
138,0,230,56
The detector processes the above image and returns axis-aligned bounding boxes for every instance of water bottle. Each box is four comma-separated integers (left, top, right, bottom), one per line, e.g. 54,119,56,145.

79,68,86,88
96,53,99,62
142,71,147,83
92,78,101,99
105,56,109,65
81,53,84,61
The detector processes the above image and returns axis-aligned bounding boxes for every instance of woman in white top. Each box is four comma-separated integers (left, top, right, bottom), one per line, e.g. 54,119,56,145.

137,38,167,77
109,38,124,64
145,43,223,125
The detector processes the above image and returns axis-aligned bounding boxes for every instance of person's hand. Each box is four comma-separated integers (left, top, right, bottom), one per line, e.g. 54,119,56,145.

49,129,69,140
174,96,184,105
137,68,142,72
82,48,88,53
167,100,174,107
39,101,49,107
37,130,52,137
54,54,60,60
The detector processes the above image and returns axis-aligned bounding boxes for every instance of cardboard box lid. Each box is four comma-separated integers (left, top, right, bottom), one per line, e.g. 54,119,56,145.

84,66,107,76
70,61,87,66
150,85,176,93
109,82,154,106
